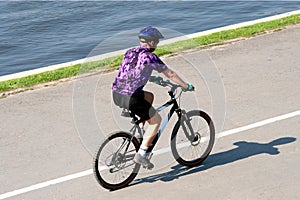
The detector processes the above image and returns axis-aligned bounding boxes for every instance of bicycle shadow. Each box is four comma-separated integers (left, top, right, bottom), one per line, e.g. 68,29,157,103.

131,136,296,185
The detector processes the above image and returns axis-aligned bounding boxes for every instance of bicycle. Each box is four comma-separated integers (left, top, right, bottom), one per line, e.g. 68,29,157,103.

93,76,215,190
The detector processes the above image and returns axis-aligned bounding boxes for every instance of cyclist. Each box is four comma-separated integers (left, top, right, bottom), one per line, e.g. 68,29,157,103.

112,26,194,168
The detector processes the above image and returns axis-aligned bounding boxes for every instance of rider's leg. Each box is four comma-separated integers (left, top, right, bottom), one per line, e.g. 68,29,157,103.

144,91,154,105
134,112,161,168
141,91,154,127
139,91,159,149
140,112,161,149
133,92,160,168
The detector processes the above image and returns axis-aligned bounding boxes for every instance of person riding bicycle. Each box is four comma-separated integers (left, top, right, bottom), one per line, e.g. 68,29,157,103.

112,26,194,169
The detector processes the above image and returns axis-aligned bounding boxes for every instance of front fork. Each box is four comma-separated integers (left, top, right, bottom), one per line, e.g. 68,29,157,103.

180,110,198,142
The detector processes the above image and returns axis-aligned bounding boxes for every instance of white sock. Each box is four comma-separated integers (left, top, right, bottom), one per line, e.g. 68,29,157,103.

138,145,148,157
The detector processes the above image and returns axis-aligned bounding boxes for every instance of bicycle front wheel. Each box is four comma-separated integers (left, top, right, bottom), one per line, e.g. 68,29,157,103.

171,110,215,167
93,131,141,190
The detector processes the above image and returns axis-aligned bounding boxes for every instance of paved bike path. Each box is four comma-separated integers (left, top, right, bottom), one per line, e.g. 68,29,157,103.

0,24,299,199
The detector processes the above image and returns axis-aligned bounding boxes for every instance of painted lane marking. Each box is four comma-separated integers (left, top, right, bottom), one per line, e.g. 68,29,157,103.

1,110,299,199
217,110,300,138
0,170,93,200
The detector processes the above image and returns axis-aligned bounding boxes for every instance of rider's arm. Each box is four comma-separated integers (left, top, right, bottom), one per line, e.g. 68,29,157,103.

162,68,189,89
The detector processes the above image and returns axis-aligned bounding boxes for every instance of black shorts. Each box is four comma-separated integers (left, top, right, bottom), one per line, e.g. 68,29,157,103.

113,91,156,121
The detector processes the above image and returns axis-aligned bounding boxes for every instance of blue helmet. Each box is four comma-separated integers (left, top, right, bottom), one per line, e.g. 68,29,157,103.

138,26,164,42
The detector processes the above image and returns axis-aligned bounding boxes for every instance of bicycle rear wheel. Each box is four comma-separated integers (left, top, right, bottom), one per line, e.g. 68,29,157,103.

93,131,141,190
171,110,215,167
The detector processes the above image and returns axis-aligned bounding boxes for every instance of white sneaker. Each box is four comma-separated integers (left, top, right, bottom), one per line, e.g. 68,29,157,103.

133,153,154,169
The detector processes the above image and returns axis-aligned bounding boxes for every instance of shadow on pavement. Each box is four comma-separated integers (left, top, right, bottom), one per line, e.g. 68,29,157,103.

131,136,296,186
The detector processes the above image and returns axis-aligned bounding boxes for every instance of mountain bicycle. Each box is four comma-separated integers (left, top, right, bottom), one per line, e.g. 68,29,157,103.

93,76,215,190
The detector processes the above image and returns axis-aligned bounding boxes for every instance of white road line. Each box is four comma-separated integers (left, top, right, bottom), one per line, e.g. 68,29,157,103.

0,170,93,200
217,110,300,138
1,110,299,199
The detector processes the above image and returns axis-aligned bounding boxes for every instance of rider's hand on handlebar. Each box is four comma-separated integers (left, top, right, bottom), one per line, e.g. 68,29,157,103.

183,83,195,92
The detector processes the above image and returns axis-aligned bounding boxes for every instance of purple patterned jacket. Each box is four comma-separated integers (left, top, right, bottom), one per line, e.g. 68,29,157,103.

112,46,168,96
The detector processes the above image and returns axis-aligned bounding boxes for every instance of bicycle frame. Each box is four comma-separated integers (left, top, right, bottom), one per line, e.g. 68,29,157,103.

128,87,195,154
146,89,182,153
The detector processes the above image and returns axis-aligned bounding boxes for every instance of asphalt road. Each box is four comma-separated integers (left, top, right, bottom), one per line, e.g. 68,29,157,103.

0,24,299,200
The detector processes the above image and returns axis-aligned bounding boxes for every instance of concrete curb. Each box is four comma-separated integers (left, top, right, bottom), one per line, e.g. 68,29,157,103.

1,9,299,82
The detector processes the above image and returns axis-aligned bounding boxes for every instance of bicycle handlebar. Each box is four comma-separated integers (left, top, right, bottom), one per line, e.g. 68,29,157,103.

149,75,185,92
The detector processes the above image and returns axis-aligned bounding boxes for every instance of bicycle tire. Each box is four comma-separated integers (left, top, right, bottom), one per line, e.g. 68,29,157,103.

93,131,141,190
171,110,215,167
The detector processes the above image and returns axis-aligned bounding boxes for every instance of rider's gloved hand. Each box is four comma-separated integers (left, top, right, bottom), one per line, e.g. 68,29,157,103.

183,83,195,92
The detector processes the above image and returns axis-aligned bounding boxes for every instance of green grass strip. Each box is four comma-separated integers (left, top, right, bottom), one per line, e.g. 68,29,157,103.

1,13,300,93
